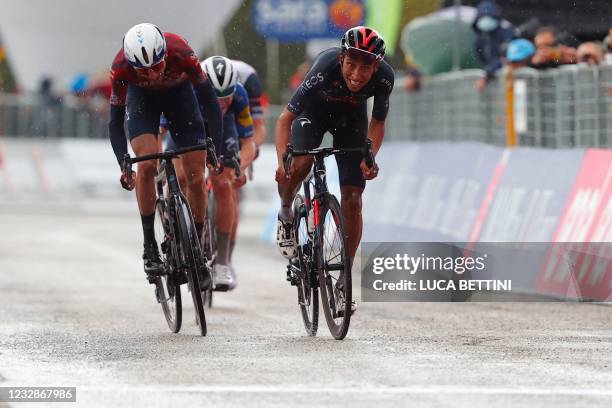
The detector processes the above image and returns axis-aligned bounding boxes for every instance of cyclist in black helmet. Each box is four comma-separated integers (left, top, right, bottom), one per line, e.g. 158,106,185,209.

274,26,395,312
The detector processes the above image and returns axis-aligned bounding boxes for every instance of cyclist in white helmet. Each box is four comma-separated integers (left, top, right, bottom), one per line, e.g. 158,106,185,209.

109,23,223,286
160,56,255,290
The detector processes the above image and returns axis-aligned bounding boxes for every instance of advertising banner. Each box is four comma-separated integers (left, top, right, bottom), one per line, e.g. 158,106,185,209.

253,0,365,42
536,149,612,301
362,142,502,242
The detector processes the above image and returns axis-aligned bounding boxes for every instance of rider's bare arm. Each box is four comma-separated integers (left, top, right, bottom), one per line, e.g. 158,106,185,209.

367,118,385,156
239,138,256,171
253,118,266,148
275,107,298,167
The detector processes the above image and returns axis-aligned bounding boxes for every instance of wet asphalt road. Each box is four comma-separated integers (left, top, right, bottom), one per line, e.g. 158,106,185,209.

1,207,611,407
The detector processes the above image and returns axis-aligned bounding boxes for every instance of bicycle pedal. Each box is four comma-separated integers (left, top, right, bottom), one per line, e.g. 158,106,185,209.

286,269,298,286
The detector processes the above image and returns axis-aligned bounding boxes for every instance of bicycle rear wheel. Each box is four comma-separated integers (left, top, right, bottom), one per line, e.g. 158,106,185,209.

317,194,352,340
293,194,318,336
175,196,207,336
154,198,182,333
201,190,217,307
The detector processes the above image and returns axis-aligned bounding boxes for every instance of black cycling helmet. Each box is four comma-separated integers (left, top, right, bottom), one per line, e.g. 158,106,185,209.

341,26,386,62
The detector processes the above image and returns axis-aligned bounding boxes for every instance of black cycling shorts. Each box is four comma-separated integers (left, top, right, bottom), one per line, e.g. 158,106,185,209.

126,81,206,147
290,106,368,189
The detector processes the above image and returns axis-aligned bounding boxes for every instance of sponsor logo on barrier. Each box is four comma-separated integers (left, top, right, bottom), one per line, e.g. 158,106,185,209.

362,143,502,242
536,150,612,301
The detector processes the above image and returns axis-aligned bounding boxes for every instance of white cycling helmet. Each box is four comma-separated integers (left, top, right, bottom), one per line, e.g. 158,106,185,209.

201,56,238,97
123,23,166,68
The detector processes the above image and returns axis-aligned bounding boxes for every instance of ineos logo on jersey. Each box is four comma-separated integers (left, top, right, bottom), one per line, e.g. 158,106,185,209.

298,118,311,127
302,72,325,90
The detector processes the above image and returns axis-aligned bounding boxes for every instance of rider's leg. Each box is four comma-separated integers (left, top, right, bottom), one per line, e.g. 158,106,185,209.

211,167,235,266
161,81,207,239
131,133,161,245
277,156,313,220
277,111,324,221
340,186,364,262
276,112,326,259
180,150,207,238
165,135,187,191
332,109,368,266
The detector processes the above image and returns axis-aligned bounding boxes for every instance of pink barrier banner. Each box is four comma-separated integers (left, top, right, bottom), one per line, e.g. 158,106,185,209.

536,149,612,300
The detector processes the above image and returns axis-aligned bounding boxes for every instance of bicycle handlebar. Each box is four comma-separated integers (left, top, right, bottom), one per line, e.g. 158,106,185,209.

282,139,376,177
122,137,219,170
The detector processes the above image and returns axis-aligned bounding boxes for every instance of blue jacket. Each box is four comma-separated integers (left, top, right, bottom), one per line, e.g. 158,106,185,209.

472,0,517,79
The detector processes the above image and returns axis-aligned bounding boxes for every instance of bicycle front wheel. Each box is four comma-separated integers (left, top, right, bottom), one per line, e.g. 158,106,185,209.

293,194,318,336
317,194,352,340
154,198,182,333
175,196,207,336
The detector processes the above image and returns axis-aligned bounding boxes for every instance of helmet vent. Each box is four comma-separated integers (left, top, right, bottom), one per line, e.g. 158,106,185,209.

141,47,150,65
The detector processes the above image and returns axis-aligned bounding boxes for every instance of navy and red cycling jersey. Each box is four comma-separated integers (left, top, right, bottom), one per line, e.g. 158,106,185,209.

110,32,207,106
287,47,394,121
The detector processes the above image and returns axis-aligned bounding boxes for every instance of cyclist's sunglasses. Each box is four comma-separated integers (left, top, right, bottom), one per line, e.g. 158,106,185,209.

134,58,166,73
344,47,380,64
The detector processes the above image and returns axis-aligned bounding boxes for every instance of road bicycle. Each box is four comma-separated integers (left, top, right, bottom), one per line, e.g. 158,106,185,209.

283,140,375,340
123,139,218,336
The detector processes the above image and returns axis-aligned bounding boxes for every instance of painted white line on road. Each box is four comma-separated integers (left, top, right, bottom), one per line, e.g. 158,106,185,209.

78,385,612,396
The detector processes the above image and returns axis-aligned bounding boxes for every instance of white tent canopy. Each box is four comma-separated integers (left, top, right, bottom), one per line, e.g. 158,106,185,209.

0,0,243,90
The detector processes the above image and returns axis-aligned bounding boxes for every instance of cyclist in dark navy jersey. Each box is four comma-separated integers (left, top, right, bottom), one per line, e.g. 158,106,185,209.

274,27,394,308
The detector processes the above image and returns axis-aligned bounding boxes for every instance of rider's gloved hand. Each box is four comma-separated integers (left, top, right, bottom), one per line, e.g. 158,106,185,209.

234,173,247,188
120,161,136,191
360,159,379,180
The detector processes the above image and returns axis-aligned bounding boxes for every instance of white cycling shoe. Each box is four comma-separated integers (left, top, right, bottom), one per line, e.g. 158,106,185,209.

228,265,237,291
213,264,234,292
276,216,297,260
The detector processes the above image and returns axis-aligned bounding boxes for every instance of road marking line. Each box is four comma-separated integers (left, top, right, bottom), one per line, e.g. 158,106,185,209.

78,385,612,396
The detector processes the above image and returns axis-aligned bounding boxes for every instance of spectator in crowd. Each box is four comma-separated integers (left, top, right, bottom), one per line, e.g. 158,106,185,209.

472,0,517,91
576,42,604,66
403,63,422,93
531,26,576,68
603,29,612,64
505,38,535,69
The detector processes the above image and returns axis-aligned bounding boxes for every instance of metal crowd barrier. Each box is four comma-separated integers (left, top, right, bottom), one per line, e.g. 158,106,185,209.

0,93,109,139
387,64,612,148
2,64,611,149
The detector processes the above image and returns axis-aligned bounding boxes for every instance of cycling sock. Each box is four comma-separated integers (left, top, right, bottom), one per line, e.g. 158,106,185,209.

141,213,156,245
229,240,236,262
217,232,230,265
278,204,293,222
195,222,204,241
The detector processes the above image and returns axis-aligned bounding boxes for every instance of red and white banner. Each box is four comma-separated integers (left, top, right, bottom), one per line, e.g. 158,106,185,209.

536,149,612,300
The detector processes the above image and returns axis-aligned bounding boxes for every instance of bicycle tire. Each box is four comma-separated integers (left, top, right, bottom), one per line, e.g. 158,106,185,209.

317,194,352,340
293,194,319,336
204,190,217,305
154,198,182,333
175,196,207,336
